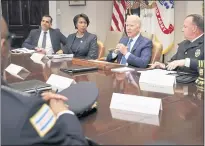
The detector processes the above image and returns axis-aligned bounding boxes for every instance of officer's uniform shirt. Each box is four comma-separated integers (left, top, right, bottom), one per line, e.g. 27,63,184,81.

1,79,88,145
170,34,204,73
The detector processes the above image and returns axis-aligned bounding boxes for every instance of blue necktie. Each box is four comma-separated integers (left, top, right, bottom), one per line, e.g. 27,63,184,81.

120,39,133,65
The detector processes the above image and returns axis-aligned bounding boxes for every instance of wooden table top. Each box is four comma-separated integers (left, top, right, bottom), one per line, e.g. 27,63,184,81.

5,53,204,145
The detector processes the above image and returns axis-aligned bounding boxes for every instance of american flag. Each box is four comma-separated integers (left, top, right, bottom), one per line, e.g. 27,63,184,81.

110,0,127,32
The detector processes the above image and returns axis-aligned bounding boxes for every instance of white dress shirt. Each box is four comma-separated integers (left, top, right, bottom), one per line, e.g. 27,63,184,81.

37,30,54,55
57,110,75,119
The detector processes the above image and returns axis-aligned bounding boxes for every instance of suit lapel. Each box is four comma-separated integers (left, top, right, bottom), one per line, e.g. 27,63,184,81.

130,34,143,53
49,28,54,48
35,29,41,46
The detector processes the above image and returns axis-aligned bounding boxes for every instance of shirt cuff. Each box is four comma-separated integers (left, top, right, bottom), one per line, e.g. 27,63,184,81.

184,58,190,67
112,52,118,58
125,52,131,60
57,110,75,119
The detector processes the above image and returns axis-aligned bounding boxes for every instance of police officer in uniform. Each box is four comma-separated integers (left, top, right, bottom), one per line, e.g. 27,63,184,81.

1,17,88,145
151,14,204,74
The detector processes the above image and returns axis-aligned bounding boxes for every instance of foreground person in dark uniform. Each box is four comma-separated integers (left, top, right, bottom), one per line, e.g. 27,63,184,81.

151,14,204,74
1,17,88,145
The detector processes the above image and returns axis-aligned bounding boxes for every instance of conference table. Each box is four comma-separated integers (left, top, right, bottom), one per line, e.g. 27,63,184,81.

5,53,204,145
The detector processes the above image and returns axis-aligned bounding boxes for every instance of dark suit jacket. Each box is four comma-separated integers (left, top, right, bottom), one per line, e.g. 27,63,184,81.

170,34,204,73
63,31,98,59
1,80,88,145
106,34,152,68
22,28,67,53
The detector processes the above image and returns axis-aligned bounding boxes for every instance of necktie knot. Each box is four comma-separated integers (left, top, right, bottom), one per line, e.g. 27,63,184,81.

129,39,133,44
44,31,47,35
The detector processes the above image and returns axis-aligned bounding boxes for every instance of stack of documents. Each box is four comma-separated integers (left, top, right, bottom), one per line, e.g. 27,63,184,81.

46,54,74,59
137,69,176,75
111,67,135,73
11,48,35,54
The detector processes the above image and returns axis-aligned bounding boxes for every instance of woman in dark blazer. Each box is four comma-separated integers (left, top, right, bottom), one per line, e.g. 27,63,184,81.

63,14,98,59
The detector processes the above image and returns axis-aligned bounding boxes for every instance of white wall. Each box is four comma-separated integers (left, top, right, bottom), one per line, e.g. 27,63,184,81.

55,1,112,42
49,1,203,60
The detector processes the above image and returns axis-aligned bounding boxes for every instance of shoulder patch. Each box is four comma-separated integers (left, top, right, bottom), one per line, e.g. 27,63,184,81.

30,104,56,137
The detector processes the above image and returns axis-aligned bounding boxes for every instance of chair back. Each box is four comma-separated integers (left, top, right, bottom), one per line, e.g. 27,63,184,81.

141,32,163,64
104,31,123,56
150,41,163,64
97,40,105,59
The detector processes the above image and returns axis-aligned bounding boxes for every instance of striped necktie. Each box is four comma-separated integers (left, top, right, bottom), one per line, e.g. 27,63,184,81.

120,39,133,65
42,31,47,48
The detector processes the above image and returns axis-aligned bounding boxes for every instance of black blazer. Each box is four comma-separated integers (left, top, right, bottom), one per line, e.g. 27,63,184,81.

63,31,98,59
1,82,88,145
170,34,204,73
22,28,67,53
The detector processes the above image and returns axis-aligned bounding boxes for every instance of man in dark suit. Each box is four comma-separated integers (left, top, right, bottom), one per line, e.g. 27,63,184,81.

151,14,204,74
1,17,88,145
106,15,152,68
22,15,67,54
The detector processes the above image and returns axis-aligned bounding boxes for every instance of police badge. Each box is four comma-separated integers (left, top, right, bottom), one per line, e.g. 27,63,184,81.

195,49,201,57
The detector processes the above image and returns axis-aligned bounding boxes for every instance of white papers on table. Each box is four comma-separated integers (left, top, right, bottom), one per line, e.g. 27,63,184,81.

46,54,74,59
5,64,30,80
137,69,176,75
46,74,76,92
111,67,135,73
11,48,35,54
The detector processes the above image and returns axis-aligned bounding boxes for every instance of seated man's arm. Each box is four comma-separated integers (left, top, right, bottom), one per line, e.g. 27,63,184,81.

58,30,67,46
62,36,73,54
189,58,202,71
126,40,152,68
22,30,36,50
21,102,88,145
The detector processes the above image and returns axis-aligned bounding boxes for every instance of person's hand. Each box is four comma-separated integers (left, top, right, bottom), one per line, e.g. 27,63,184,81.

116,43,128,55
166,59,185,71
150,62,166,69
49,99,69,116
35,47,46,54
41,92,68,102
56,49,63,54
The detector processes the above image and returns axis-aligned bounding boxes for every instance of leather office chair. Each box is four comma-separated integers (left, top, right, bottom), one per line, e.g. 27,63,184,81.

97,40,105,59
141,32,163,64
97,31,123,60
103,31,124,57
